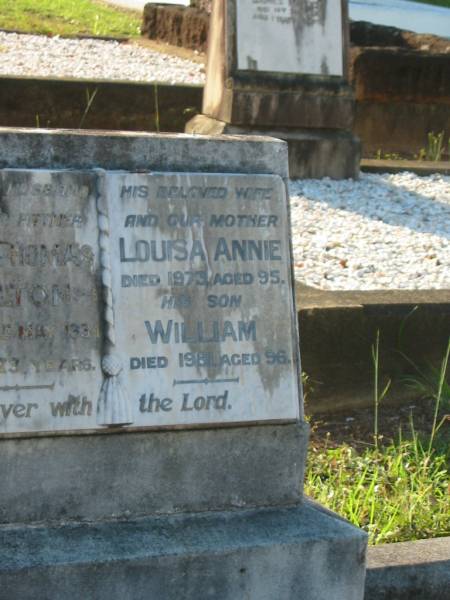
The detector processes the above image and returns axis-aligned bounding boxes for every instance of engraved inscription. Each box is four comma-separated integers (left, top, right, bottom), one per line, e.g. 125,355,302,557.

107,172,300,427
0,170,102,435
236,0,344,76
0,170,300,435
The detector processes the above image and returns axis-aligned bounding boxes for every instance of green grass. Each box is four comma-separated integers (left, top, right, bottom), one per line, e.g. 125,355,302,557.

414,0,450,7
306,338,450,546
0,0,141,37
305,436,449,545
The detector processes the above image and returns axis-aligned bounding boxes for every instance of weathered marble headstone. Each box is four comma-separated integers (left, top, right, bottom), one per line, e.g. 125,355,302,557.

186,0,360,179
0,170,299,435
0,128,366,600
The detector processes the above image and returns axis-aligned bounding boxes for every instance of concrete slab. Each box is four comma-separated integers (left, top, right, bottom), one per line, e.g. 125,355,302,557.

361,159,450,177
0,422,309,523
0,128,288,178
0,501,367,600
296,283,450,413
365,537,450,600
186,116,361,180
296,283,450,311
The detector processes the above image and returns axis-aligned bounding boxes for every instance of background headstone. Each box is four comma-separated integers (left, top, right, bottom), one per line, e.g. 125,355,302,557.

186,0,361,179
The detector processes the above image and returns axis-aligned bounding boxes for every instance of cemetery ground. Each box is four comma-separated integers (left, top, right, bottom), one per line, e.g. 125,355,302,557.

0,0,448,554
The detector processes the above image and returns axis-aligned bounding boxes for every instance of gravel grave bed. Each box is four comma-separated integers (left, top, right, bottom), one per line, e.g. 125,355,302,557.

0,32,205,84
290,172,450,290
1,33,449,291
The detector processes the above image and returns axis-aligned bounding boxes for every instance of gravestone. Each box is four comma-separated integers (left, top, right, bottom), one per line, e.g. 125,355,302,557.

186,0,360,179
0,170,298,434
0,128,366,599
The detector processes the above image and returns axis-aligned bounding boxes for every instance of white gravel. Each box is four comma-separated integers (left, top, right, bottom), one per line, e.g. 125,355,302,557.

0,33,448,291
289,172,450,290
0,32,205,84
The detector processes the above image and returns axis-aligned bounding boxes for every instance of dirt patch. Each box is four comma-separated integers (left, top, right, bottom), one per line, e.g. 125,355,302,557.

308,397,450,450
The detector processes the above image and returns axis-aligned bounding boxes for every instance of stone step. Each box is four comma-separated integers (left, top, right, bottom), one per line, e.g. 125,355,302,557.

0,501,367,600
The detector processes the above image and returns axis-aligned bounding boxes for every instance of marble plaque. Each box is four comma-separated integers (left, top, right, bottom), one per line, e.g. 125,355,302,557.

236,0,343,77
106,172,300,428
0,170,103,435
0,170,300,435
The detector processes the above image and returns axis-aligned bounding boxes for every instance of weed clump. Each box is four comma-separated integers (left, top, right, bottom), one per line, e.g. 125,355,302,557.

305,435,449,545
305,338,450,545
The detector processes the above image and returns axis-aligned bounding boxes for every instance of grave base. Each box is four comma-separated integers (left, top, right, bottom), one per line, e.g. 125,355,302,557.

186,115,361,179
0,423,308,524
0,501,367,600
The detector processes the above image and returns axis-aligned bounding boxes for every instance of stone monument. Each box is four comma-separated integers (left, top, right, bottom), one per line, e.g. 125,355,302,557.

186,0,360,179
0,127,366,599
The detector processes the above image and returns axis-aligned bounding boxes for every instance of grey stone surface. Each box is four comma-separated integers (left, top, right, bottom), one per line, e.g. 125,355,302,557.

282,128,361,180
186,116,361,179
0,128,289,178
365,537,450,600
0,501,367,600
0,421,309,523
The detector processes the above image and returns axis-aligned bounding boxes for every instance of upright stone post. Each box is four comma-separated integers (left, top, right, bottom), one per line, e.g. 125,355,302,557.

186,0,360,179
0,127,366,599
